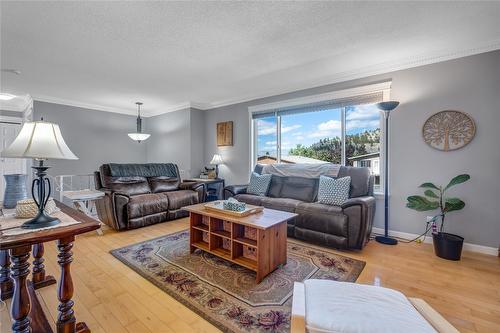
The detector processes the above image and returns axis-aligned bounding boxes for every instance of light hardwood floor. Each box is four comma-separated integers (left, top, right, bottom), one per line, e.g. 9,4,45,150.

1,218,499,333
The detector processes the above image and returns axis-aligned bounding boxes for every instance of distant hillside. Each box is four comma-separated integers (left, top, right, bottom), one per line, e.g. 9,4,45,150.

288,128,380,165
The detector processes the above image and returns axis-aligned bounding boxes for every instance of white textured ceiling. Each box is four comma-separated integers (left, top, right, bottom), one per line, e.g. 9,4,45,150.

1,1,500,116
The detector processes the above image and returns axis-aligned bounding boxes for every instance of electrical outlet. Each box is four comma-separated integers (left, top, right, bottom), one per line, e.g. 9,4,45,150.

426,216,434,222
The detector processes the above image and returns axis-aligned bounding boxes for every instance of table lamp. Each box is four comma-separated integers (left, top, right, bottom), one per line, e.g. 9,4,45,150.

209,154,224,178
1,119,78,229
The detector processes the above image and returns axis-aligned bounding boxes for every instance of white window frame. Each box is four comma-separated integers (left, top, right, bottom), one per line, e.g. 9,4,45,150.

248,81,391,194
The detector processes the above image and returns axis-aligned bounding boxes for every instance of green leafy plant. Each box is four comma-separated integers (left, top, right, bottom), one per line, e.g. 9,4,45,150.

406,174,470,232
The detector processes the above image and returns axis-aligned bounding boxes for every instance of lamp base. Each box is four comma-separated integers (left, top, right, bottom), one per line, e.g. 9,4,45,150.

375,235,398,245
21,211,60,229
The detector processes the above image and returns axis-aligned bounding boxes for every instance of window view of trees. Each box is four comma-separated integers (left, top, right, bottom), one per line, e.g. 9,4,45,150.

254,103,382,189
288,129,380,165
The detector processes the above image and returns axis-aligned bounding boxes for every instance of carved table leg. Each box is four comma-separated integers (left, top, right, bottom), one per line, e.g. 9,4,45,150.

0,249,14,300
10,245,32,333
32,243,57,289
58,235,93,333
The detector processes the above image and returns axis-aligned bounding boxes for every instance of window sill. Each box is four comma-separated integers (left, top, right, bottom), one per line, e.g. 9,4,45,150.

373,192,386,199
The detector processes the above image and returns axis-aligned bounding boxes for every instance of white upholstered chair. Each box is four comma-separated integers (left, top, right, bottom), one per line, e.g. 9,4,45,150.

291,280,459,333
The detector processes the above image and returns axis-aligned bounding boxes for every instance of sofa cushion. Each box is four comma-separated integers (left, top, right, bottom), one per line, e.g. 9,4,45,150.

127,193,170,219
234,194,265,206
108,163,178,178
148,176,180,193
108,177,151,196
128,212,169,229
267,175,284,198
247,172,272,196
261,197,302,212
279,176,318,202
318,176,351,206
338,166,371,197
163,190,198,210
295,202,347,236
294,227,348,249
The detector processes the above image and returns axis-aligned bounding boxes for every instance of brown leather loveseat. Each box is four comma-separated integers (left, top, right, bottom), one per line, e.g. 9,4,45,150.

95,163,205,230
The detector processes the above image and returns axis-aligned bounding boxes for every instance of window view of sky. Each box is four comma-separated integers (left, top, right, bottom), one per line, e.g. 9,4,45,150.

256,104,380,157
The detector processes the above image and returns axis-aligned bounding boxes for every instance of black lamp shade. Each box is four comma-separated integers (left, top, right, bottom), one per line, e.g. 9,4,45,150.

376,101,400,112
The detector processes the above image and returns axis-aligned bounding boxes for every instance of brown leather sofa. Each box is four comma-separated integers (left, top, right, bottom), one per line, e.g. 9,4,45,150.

224,165,375,250
94,163,205,230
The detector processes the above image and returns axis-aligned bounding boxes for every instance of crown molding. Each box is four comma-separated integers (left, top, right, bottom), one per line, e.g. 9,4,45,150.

32,95,139,116
30,40,500,116
145,102,192,117
32,96,207,118
201,40,500,110
144,101,213,117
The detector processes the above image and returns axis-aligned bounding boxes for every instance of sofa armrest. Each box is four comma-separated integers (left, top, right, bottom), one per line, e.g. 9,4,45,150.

341,196,376,249
95,189,130,231
180,181,206,202
224,184,248,199
111,192,131,230
341,196,376,209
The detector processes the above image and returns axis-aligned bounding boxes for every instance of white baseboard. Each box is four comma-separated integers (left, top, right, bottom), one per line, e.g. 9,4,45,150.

371,227,498,256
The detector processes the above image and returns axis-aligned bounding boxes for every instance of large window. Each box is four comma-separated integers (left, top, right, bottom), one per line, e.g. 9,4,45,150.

345,104,381,188
255,116,278,163
282,108,343,164
252,89,386,191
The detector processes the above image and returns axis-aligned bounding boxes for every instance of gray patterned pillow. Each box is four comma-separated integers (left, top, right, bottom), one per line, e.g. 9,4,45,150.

247,172,272,196
318,175,351,206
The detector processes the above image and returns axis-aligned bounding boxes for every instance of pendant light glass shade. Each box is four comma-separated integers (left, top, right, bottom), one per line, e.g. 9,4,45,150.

128,102,150,143
128,133,151,141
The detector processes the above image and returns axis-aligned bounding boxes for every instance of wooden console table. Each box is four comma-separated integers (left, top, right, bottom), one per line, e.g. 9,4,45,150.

184,203,296,283
0,201,100,333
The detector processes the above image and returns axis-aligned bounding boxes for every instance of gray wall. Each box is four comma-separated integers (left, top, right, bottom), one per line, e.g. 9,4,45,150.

190,108,206,177
204,50,500,248
145,108,191,177
145,107,206,178
33,101,147,179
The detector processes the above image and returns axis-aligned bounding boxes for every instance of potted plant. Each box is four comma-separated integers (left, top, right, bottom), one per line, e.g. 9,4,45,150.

406,174,470,260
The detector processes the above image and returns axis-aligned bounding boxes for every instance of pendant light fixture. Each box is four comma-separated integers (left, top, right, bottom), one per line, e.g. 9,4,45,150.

128,102,150,142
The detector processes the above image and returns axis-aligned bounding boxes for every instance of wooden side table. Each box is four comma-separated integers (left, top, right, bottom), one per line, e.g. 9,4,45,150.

0,201,100,333
62,189,105,235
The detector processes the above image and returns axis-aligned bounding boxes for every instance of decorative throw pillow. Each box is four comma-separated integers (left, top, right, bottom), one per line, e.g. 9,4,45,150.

318,175,351,206
247,172,272,197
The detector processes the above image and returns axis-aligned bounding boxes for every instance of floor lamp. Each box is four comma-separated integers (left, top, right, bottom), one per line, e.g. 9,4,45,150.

375,101,400,245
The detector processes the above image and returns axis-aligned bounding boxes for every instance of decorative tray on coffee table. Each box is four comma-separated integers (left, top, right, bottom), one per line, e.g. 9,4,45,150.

204,201,263,217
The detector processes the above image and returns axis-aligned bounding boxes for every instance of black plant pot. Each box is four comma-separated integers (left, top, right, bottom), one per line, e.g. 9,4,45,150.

432,232,464,261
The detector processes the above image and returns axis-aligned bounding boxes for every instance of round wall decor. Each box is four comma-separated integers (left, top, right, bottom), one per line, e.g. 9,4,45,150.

422,110,475,151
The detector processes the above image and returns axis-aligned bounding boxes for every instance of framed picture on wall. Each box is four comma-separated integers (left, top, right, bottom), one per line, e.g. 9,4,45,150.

217,121,233,146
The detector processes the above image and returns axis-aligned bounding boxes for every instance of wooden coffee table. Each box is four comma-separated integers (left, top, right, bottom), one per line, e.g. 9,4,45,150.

184,203,297,283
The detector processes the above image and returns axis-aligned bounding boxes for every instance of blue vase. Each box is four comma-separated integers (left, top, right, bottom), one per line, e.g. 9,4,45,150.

3,174,28,209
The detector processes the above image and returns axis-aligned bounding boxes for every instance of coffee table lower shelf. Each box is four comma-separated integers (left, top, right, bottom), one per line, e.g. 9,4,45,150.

186,207,292,283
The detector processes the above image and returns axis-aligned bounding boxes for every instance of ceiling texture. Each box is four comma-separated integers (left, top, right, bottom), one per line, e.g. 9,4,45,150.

1,1,500,117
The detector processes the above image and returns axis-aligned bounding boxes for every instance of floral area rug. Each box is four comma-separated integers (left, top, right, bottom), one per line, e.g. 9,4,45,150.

111,230,365,333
